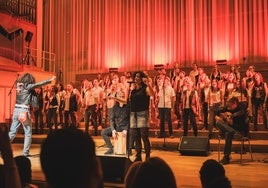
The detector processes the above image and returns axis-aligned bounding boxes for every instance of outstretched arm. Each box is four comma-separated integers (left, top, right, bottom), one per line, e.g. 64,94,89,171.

27,76,56,90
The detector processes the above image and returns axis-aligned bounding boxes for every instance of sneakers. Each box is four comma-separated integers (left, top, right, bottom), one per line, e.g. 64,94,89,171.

104,148,114,155
220,157,230,165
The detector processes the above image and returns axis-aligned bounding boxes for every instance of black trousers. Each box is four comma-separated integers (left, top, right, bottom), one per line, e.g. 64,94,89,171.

183,108,198,136
158,108,173,136
216,119,236,158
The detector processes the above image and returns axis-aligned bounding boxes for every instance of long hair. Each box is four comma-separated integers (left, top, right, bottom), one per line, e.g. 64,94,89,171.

132,71,147,87
18,73,36,84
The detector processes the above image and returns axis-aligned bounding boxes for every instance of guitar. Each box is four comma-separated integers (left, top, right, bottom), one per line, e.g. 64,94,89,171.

218,110,245,126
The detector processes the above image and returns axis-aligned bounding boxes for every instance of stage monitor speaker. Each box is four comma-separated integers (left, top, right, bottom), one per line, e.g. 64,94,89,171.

178,136,210,156
98,156,132,183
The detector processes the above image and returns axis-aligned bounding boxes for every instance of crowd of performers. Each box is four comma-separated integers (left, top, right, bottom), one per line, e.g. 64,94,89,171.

29,63,268,139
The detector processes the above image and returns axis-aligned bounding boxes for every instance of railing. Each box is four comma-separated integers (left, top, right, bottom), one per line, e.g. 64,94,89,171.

41,50,56,73
0,0,36,24
22,46,56,72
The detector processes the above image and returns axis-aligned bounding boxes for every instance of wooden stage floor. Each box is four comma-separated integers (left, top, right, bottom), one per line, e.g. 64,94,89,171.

2,136,268,188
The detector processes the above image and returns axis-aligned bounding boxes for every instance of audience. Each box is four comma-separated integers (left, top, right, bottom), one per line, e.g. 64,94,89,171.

40,128,103,188
124,161,143,188
0,164,5,188
0,123,22,188
15,155,38,188
125,157,177,188
199,159,232,188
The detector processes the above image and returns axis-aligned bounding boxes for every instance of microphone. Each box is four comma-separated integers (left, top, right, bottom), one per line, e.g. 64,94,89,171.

127,81,136,84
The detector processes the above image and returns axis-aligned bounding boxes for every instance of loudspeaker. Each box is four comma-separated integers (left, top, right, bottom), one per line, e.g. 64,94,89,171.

98,156,132,182
178,136,210,156
25,31,33,43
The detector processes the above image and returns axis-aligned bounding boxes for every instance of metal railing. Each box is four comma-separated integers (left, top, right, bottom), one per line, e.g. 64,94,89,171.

0,0,36,24
22,46,56,72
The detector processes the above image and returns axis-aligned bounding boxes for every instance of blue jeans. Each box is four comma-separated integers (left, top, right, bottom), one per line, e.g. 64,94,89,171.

9,107,32,156
101,127,113,149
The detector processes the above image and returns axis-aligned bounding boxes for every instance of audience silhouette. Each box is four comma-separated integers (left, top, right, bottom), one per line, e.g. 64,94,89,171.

199,159,232,188
0,123,22,188
15,155,38,188
40,128,103,188
125,156,177,188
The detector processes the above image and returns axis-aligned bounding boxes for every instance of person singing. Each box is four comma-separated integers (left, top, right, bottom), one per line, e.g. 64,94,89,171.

129,71,154,161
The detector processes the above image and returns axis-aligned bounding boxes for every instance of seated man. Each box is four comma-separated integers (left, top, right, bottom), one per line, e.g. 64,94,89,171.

215,96,249,165
101,90,130,154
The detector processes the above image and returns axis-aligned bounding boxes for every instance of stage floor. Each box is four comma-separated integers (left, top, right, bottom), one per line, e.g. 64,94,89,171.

2,140,268,188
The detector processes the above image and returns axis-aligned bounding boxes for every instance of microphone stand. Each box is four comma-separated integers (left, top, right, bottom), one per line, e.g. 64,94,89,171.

7,74,19,125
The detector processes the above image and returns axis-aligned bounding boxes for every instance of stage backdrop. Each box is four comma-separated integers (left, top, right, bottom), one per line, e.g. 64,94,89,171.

43,0,268,83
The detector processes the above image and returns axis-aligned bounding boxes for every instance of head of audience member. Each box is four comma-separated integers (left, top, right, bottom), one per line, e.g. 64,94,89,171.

126,157,177,188
14,155,32,187
40,128,103,188
124,161,143,188
0,164,5,187
199,159,231,188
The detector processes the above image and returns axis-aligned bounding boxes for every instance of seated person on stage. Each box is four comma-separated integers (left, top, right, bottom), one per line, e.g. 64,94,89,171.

215,96,249,165
101,89,130,154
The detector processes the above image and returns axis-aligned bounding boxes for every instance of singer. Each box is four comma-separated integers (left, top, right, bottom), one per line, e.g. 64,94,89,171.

129,71,154,161
155,76,175,138
8,73,56,156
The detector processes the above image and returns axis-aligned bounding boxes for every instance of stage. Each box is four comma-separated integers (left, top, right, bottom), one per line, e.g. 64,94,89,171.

3,136,268,188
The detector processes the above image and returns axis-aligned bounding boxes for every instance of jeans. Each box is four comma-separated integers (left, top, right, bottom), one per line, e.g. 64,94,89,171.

64,111,77,128
101,127,113,148
47,108,57,130
9,107,32,156
84,104,98,134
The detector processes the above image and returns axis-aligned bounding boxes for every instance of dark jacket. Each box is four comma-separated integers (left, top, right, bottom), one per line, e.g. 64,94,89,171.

16,80,51,106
